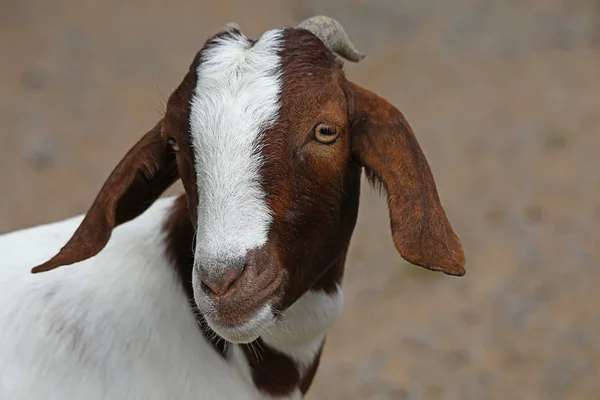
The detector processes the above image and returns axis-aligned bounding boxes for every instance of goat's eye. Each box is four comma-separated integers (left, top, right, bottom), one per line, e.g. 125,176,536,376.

314,123,339,144
167,137,180,152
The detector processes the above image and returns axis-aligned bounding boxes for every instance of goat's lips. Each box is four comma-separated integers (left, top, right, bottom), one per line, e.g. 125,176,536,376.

210,298,265,326
204,303,275,344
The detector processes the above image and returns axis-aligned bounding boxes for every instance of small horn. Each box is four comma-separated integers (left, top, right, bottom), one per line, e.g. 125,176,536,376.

223,22,241,32
296,16,365,62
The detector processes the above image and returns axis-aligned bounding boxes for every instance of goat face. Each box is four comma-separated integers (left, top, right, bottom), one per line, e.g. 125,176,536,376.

32,18,465,344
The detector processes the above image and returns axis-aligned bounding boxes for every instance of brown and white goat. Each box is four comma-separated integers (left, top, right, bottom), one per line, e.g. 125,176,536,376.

0,16,465,400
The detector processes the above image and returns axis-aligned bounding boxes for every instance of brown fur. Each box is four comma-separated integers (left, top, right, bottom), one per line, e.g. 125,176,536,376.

241,338,300,397
349,81,465,275
30,121,179,273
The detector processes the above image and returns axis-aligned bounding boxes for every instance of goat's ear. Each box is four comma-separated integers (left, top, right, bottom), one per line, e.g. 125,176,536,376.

348,82,465,276
31,121,179,273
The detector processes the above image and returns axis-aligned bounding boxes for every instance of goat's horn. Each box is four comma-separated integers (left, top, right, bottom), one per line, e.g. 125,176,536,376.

223,22,241,32
296,16,365,62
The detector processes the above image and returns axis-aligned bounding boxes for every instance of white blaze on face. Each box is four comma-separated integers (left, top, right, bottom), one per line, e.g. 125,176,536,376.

189,29,283,268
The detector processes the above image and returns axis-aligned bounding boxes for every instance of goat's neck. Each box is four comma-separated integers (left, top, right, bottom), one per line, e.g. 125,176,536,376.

164,195,347,397
230,257,346,398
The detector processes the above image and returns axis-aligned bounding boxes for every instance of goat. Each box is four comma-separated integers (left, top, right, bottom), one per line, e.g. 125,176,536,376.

0,16,465,399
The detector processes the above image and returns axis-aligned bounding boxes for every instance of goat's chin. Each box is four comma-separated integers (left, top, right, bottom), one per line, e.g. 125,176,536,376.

204,303,275,344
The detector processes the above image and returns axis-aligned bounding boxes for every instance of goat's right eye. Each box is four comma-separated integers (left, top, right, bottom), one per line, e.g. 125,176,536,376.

314,123,339,144
167,137,180,152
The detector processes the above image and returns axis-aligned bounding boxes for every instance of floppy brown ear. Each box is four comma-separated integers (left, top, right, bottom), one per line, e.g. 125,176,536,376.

31,121,179,273
349,82,465,276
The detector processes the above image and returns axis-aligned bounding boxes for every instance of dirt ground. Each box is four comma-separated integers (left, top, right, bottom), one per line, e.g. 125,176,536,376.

1,0,599,398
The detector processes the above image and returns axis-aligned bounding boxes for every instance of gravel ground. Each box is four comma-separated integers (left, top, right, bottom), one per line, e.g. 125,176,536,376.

1,0,599,398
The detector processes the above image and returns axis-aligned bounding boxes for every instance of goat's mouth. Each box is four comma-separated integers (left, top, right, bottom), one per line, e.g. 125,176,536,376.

203,303,276,344
191,268,283,344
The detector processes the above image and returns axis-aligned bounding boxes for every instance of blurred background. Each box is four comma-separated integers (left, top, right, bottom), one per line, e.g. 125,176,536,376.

1,0,599,398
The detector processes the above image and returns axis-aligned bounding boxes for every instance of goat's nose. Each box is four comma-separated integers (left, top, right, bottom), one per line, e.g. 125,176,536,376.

198,264,244,297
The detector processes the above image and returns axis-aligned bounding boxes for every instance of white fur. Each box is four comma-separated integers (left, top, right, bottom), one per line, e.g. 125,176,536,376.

263,287,344,372
0,197,258,399
0,197,343,399
189,29,283,274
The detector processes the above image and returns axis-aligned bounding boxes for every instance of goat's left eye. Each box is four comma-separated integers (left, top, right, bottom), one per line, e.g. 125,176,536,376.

167,137,180,152
314,123,339,144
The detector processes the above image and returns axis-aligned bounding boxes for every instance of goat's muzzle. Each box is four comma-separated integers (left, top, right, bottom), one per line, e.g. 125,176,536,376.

191,245,284,342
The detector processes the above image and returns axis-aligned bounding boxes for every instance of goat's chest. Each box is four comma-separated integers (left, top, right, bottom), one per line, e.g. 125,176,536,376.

0,206,342,400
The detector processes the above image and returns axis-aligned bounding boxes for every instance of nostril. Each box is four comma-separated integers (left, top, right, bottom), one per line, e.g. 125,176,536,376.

200,281,213,295
199,263,245,297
